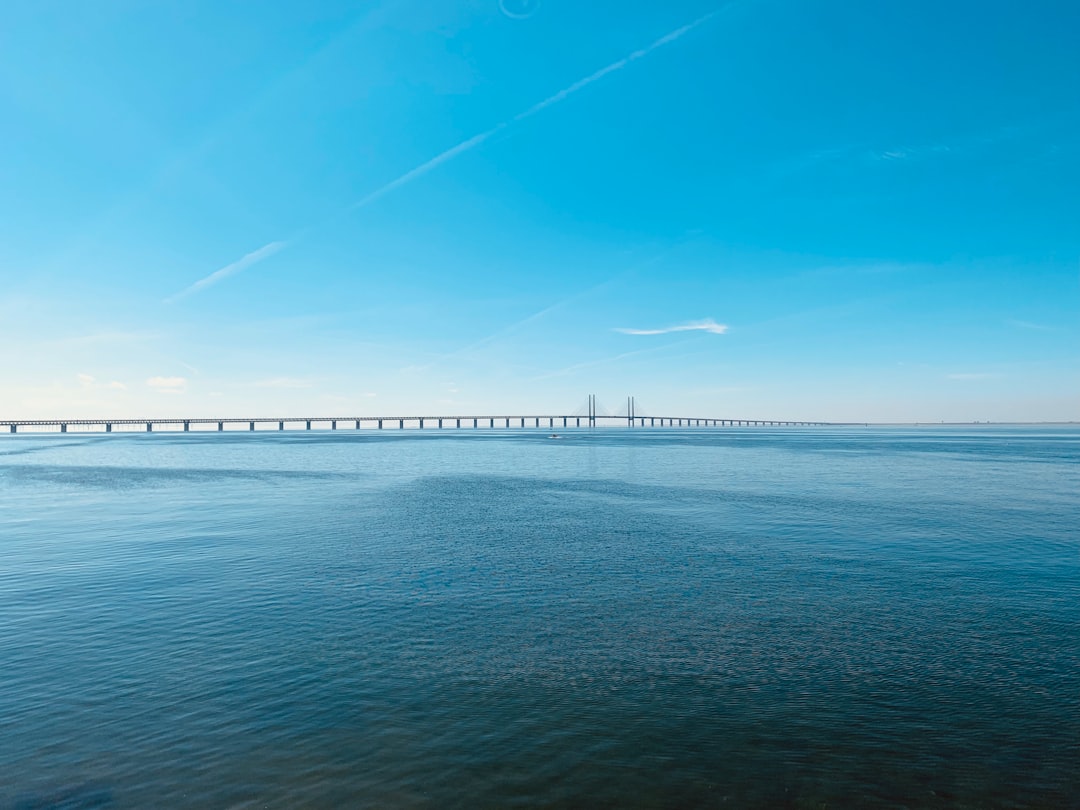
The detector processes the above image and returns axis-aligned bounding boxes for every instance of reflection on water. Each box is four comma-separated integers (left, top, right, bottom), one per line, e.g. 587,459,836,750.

1,428,1078,808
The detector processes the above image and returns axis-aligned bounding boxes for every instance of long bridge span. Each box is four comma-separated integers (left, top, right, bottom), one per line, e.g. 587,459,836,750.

2,394,839,434
2,416,834,434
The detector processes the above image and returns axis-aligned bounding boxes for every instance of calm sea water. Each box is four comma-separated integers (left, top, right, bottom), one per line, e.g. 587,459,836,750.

1,427,1078,809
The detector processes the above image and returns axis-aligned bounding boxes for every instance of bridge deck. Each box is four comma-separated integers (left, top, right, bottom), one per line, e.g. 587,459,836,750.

1,414,834,433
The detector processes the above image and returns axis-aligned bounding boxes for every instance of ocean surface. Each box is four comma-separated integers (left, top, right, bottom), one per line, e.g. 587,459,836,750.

1,426,1078,809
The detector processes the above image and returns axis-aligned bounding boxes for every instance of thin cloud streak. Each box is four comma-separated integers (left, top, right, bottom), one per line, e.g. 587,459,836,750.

167,241,288,302
534,336,705,380
348,130,503,212
615,318,729,335
509,10,719,124
446,238,703,360
1006,318,1056,332
348,9,719,214
175,9,722,299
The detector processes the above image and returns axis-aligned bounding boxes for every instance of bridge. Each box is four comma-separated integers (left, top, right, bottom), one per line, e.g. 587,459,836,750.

1,396,835,434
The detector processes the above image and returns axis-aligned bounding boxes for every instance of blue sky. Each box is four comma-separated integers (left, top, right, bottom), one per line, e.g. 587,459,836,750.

1,0,1077,421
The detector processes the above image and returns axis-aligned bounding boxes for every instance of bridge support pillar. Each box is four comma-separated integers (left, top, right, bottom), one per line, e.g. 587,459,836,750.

489,418,494,428
576,417,580,427
563,417,567,427
535,417,539,428
456,419,461,428
548,418,553,428
218,422,224,432
332,421,337,430
61,424,67,433
279,421,285,431
355,420,361,429
419,419,424,429
306,420,312,431
473,418,478,428
8,425,14,433
378,420,383,429
248,421,255,431
184,421,190,432
505,418,511,428
521,418,525,428
146,423,153,432
438,419,443,428
399,419,404,429
105,424,111,433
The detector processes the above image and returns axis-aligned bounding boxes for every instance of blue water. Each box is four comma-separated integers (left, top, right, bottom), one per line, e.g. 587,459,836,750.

1,427,1078,808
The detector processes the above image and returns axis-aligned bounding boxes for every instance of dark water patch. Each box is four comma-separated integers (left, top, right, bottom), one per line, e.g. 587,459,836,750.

0,440,102,457
8,784,112,810
0,464,359,490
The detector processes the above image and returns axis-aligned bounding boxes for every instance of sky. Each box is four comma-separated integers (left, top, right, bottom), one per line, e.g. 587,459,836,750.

1,0,1077,422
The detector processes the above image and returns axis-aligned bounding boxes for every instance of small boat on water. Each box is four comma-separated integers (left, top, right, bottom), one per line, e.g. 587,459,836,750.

548,433,561,439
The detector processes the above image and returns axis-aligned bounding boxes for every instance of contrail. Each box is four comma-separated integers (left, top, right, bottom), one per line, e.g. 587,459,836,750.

170,9,722,300
166,241,287,302
510,12,718,124
445,236,704,359
350,9,720,214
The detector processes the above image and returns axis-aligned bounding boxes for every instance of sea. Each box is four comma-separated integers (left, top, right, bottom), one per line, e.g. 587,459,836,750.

1,426,1077,809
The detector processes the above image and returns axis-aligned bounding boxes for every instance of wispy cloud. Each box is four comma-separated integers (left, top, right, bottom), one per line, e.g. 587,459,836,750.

167,241,287,302
51,331,158,348
615,318,729,336
253,377,314,389
774,124,1041,182
76,373,126,391
147,375,187,392
875,144,952,161
1006,318,1055,332
176,9,723,298
446,236,706,360
870,125,1041,164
